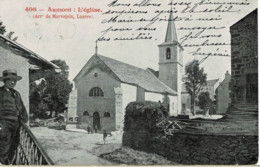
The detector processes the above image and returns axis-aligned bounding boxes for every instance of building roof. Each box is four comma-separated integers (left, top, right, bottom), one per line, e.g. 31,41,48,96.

146,68,159,78
74,54,177,96
230,8,257,28
216,71,231,90
206,79,219,86
0,34,59,70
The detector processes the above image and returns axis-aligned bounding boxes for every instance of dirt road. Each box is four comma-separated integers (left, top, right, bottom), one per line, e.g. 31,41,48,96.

31,127,122,165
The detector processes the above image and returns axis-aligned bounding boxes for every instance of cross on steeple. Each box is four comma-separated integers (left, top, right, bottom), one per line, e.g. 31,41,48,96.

95,40,98,54
170,0,173,12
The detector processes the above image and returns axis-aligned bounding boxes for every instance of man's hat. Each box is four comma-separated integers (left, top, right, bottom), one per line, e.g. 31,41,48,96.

0,69,22,81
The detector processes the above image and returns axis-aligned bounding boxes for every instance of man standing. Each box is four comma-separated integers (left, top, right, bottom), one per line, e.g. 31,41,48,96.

103,130,107,144
0,69,28,165
94,124,98,133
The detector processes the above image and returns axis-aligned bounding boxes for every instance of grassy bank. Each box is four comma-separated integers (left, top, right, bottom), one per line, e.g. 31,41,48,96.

101,146,176,165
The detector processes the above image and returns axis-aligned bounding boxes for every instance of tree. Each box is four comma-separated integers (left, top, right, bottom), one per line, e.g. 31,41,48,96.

29,80,49,119
0,21,6,35
29,60,73,119
42,59,73,117
6,31,18,41
198,92,212,110
184,59,207,115
0,20,18,40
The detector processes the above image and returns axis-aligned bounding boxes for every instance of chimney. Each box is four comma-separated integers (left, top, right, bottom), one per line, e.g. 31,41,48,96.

225,71,231,79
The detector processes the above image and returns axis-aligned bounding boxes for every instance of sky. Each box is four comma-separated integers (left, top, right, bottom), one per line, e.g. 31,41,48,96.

0,0,258,84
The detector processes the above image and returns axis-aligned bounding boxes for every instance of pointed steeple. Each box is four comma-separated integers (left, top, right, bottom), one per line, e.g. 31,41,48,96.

164,11,178,42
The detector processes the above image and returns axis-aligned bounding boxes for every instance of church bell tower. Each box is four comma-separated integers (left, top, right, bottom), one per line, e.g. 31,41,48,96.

158,11,184,115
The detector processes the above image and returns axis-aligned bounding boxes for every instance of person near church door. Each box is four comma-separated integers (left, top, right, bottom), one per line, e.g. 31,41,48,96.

94,124,98,133
0,69,28,165
103,130,107,144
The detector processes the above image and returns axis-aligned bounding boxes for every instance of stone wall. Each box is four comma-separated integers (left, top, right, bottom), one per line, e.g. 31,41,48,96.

216,72,231,114
123,130,258,165
230,9,258,105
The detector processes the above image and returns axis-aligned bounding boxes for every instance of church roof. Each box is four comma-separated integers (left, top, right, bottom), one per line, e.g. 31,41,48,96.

146,68,159,78
97,55,177,95
74,54,177,96
157,12,183,50
164,12,178,42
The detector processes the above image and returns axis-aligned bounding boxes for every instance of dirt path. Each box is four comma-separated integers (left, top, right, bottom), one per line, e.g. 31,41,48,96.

31,127,122,165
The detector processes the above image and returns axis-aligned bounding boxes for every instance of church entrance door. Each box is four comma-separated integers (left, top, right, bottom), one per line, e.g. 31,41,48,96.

93,112,101,130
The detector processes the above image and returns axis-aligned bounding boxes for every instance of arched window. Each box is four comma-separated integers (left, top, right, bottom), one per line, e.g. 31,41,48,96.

104,112,111,117
83,111,89,116
166,48,171,59
89,87,104,97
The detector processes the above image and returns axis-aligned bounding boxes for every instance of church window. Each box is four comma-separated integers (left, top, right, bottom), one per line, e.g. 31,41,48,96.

89,87,104,97
104,112,111,117
83,111,90,116
166,48,171,59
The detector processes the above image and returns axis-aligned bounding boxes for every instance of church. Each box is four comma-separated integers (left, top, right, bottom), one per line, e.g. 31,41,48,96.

73,11,184,131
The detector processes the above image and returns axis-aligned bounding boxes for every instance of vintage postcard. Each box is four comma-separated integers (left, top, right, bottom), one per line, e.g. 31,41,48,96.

0,0,258,165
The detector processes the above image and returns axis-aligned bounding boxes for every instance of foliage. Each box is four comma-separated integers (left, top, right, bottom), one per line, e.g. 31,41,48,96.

101,146,175,165
29,59,73,119
0,20,18,40
0,21,6,35
198,92,212,110
184,59,207,115
124,101,168,132
6,31,18,41
123,101,171,151
42,59,73,117
29,81,49,119
123,101,184,153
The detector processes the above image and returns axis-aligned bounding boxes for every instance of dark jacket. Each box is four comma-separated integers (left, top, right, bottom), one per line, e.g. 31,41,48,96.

0,86,28,123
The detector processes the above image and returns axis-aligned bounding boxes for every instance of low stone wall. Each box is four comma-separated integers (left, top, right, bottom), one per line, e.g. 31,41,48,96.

122,101,258,165
123,131,258,165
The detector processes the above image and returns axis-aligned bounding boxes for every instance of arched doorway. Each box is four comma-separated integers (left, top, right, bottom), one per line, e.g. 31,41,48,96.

93,112,101,130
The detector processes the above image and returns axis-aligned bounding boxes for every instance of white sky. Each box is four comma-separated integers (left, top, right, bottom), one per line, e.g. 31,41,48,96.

0,0,258,84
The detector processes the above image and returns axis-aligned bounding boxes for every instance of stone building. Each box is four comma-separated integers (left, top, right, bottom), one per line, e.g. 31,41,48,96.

0,34,58,113
181,79,219,115
73,55,178,131
199,79,219,101
73,11,184,131
230,9,258,106
216,71,231,114
181,84,191,115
